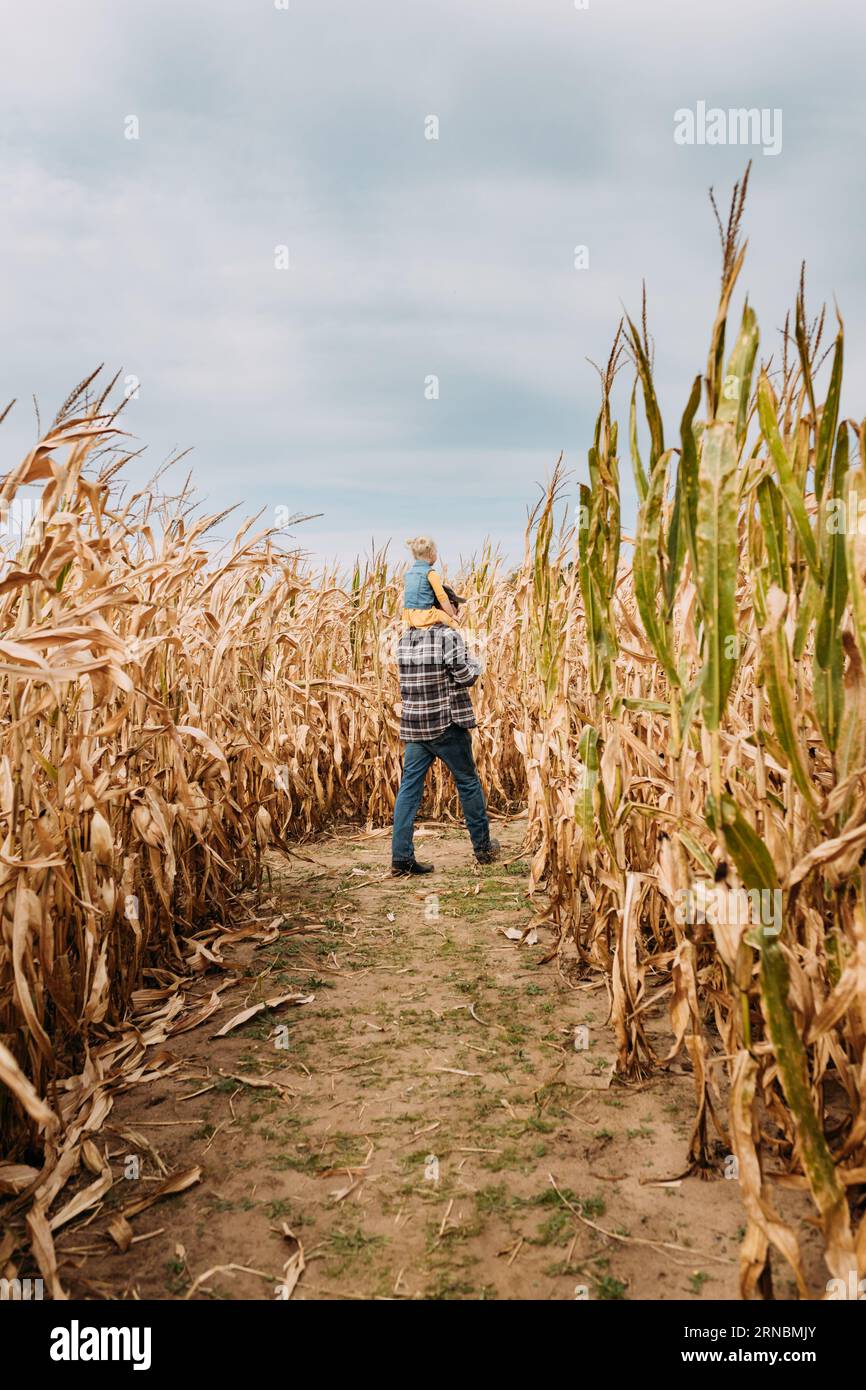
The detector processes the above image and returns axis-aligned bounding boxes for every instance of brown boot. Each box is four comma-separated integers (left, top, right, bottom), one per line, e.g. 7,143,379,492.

391,858,435,876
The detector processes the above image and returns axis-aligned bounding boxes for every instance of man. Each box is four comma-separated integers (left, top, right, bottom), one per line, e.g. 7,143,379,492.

391,622,500,875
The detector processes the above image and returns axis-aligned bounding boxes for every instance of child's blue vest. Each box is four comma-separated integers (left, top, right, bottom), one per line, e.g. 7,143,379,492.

403,559,436,609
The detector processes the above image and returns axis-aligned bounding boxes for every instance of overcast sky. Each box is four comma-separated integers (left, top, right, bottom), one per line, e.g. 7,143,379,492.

1,0,864,573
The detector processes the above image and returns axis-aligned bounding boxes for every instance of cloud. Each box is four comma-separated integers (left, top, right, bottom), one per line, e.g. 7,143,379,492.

1,0,864,566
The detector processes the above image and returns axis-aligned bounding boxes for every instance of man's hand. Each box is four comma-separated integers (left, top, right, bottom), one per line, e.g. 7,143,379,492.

441,626,481,686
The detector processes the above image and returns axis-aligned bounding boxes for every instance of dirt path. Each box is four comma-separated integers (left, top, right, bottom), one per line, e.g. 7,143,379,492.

61,818,811,1301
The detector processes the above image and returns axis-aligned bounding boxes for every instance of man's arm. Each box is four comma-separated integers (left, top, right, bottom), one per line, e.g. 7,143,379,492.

440,627,481,687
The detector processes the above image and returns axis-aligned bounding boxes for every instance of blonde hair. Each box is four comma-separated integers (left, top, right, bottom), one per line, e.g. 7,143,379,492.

406,535,437,564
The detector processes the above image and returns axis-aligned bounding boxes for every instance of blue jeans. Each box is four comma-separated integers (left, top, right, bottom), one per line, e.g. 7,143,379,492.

392,725,490,862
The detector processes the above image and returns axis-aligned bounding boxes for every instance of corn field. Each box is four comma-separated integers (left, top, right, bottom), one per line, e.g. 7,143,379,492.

2,172,866,1299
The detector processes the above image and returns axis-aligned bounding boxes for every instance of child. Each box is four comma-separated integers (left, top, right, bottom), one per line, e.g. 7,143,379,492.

402,536,465,630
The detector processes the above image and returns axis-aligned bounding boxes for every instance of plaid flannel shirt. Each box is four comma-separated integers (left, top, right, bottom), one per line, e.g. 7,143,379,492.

397,624,481,741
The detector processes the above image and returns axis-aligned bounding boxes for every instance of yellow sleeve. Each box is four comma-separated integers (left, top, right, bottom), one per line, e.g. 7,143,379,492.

427,569,450,607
